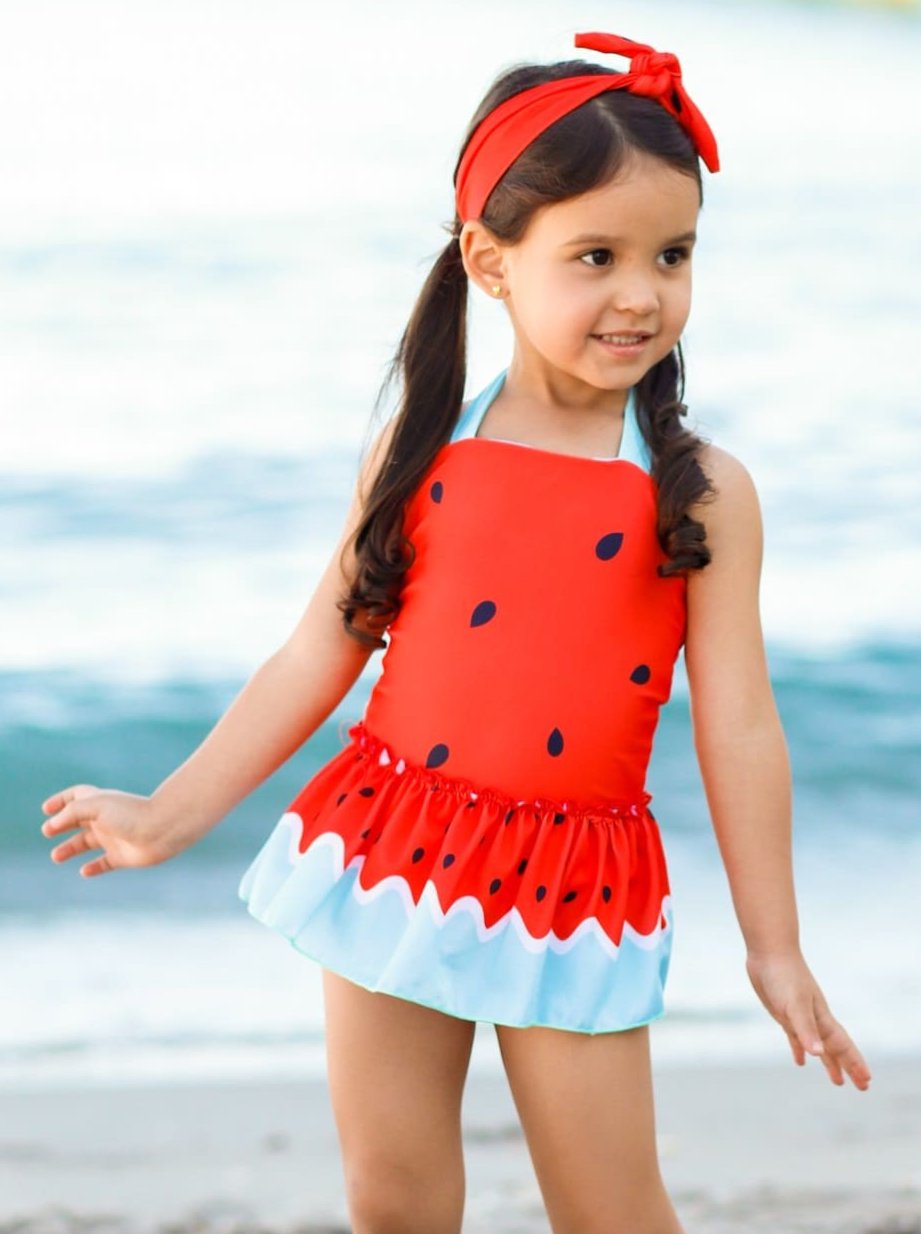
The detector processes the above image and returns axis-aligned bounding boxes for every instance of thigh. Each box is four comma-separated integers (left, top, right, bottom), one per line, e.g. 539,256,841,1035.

495,1022,683,1234
322,967,477,1182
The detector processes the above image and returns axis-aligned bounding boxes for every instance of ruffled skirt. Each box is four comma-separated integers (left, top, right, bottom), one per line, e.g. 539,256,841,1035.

238,720,674,1034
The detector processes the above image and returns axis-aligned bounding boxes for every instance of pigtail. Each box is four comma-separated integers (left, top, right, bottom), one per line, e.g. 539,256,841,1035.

336,231,469,648
635,346,715,576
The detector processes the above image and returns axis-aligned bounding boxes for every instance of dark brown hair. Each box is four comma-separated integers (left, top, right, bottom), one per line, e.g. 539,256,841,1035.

338,59,715,650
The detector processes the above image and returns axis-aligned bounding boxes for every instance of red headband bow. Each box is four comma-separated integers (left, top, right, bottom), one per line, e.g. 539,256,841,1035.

454,31,719,224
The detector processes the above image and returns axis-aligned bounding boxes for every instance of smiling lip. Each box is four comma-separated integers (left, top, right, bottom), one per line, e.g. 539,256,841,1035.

592,332,654,354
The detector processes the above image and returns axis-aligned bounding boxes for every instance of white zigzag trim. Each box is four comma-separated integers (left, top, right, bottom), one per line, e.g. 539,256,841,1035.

279,811,309,865
275,815,671,961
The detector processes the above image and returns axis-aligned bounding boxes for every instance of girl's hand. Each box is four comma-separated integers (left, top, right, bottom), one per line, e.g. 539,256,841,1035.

40,785,189,878
745,949,872,1091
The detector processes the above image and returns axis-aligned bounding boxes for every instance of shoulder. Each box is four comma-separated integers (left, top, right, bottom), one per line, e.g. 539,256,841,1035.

687,443,764,578
683,445,775,724
696,442,757,501
691,442,762,533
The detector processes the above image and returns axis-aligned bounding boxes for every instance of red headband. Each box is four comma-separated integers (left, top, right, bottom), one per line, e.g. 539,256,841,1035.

454,32,720,224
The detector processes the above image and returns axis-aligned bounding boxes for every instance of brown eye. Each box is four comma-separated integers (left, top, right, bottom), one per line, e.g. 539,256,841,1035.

579,248,613,268
660,246,690,268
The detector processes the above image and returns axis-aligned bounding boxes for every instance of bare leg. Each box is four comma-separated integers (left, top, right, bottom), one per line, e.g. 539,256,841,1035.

495,1021,684,1234
322,968,477,1234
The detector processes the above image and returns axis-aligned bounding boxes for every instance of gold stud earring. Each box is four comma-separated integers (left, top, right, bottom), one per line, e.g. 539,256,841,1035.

491,284,503,297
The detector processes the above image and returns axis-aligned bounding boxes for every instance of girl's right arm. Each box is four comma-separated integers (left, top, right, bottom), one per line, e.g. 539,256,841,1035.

40,416,398,878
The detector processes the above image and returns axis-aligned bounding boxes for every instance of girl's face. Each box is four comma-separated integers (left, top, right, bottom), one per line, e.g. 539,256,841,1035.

469,153,700,400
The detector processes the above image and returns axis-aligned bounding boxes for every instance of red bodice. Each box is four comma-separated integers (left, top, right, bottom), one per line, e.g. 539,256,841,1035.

362,437,686,808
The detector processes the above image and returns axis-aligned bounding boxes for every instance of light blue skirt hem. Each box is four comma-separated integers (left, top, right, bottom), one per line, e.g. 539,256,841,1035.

240,892,670,1037
238,814,674,1035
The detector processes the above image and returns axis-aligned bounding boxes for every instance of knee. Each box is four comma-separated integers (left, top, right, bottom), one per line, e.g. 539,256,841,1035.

345,1173,410,1234
553,1175,685,1234
604,1184,686,1234
344,1155,464,1234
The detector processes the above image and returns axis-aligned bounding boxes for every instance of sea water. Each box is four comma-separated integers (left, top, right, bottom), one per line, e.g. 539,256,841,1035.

1,0,919,1087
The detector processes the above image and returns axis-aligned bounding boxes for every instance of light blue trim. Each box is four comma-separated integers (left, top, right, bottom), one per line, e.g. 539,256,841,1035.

619,385,652,472
451,369,507,441
450,369,651,472
238,817,673,1035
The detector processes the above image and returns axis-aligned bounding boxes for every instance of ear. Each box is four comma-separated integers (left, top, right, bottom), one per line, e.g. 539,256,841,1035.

459,220,508,299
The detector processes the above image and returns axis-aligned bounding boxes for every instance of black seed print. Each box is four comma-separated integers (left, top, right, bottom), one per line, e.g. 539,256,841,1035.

431,480,444,503
602,885,612,903
536,885,547,902
358,786,375,797
563,890,577,903
547,728,564,757
426,743,450,769
464,801,477,809
518,859,528,875
630,664,651,685
412,847,425,863
336,793,347,806
595,531,624,560
489,878,502,894
470,599,497,627
504,808,515,825
443,853,456,868
553,812,566,825
360,828,370,839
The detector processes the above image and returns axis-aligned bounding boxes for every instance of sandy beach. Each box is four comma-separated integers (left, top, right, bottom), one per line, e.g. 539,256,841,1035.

1,1048,919,1233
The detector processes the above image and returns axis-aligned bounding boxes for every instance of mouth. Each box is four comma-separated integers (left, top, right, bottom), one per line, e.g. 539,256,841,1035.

591,332,654,354
591,332,653,344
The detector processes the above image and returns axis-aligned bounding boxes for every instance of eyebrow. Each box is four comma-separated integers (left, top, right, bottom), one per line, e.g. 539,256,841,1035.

562,230,698,247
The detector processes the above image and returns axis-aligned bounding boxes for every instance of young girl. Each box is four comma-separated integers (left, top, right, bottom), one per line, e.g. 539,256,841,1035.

40,30,872,1234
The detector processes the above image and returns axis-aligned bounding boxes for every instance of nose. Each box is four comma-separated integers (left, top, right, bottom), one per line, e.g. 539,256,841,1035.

611,264,659,317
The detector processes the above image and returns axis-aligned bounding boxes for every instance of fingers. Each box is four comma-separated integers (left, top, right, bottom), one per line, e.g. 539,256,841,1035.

818,1047,845,1086
40,787,120,879
41,785,98,817
749,954,872,1092
790,1002,825,1060
789,995,872,1090
47,826,117,878
814,1002,872,1091
41,792,98,838
49,828,96,865
784,1027,805,1067
79,854,113,878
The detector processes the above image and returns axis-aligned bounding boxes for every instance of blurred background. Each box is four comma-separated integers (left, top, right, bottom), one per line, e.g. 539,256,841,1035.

2,0,919,1091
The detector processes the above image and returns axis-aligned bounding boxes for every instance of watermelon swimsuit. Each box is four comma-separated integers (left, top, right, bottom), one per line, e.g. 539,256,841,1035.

238,369,687,1034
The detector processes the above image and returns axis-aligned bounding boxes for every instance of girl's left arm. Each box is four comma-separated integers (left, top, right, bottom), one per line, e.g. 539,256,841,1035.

684,445,872,1092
